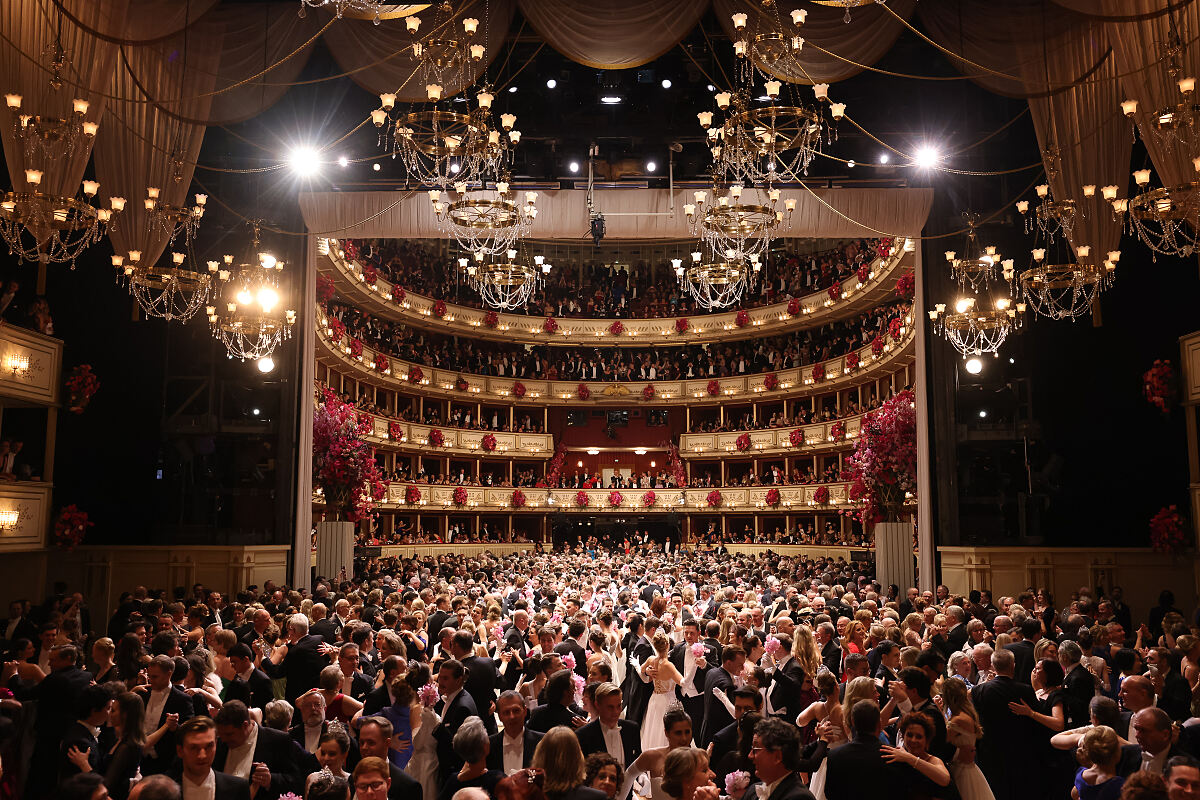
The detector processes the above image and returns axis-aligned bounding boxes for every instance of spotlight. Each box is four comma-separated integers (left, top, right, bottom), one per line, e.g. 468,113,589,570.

600,95,622,105
287,146,320,177
1009,357,1015,364
337,155,349,168
846,160,856,168
256,356,275,373
964,357,983,375
372,163,381,171
978,409,988,419
646,160,657,172
508,86,518,93
568,161,580,173
879,153,890,164
546,78,557,89
913,144,941,169
706,83,715,91
252,408,261,416
450,162,461,173
661,79,672,89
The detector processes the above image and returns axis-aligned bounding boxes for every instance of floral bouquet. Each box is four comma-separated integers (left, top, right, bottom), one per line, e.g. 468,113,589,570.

408,365,423,384
428,428,444,447
53,505,93,550
707,379,720,396
726,771,751,796
857,263,871,284
675,317,689,334
889,317,902,341
312,389,388,522
830,420,846,441
764,636,783,657
405,485,421,504
787,296,801,316
562,652,577,670
481,433,497,452
453,486,468,505
843,389,916,526
419,683,440,708
811,362,825,382
872,335,884,356
511,489,526,509
765,488,781,507
1150,505,1189,555
706,489,723,508
609,490,623,507
455,377,469,391
690,642,707,659
789,428,805,447
513,381,526,398
433,299,447,318
609,320,625,336
65,365,100,414
327,317,346,344
643,490,657,508
814,486,830,505
484,310,499,328
735,309,749,327
736,433,751,451
846,352,860,370
1143,360,1177,414
388,422,402,441
572,673,586,700
341,239,359,261
828,283,842,303
349,338,363,359
363,264,378,286
374,353,389,373
763,373,779,391
895,271,915,301
358,412,374,431
316,273,336,305
391,284,406,303
576,491,590,508
643,384,655,400
577,383,591,401
543,316,559,333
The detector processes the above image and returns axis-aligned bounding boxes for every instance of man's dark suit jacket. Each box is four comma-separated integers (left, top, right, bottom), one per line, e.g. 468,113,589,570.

766,656,808,720
1004,640,1036,685
486,727,544,771
58,720,100,782
528,701,583,733
262,633,327,704
1062,663,1096,727
971,675,1046,799
434,690,479,783
461,653,502,734
166,768,251,800
575,718,641,767
824,734,909,800
708,720,739,774
223,667,275,712
554,639,589,679
212,723,307,799
385,761,423,800
741,772,816,800
623,636,655,726
699,666,735,747
363,684,391,716
1118,743,1190,779
820,640,842,675
310,618,339,644
136,684,196,774
945,623,969,654
27,665,93,742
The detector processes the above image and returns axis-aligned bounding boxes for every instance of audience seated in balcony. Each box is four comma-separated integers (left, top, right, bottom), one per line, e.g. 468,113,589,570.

687,392,896,433
357,520,533,546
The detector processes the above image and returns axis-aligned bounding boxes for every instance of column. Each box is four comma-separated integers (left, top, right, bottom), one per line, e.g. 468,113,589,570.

914,241,935,590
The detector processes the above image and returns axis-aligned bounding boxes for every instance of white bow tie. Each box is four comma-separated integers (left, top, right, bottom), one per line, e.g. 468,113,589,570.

755,784,771,800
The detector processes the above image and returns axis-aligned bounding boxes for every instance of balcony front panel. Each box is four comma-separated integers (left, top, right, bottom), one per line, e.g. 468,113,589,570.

680,414,867,458
363,417,553,458
0,325,62,406
0,482,51,551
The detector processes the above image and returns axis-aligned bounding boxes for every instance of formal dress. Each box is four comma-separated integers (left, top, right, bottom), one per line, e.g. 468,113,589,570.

946,720,995,800
641,675,678,751
405,705,440,800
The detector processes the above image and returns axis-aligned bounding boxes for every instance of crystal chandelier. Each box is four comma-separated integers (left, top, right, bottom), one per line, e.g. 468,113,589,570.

431,181,537,256
207,227,297,360
1014,145,1082,243
0,170,123,265
118,250,212,322
943,213,1001,293
1111,164,1200,257
928,295,1023,357
4,93,98,163
684,183,793,263
673,246,760,311
144,186,207,247
730,3,808,71
297,0,388,21
458,249,551,310
1124,24,1200,155
812,0,880,24
1014,244,1118,322
404,3,484,90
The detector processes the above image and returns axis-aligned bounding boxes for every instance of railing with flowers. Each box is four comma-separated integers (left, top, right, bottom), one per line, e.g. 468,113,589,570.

318,236,913,347
315,306,917,406
361,416,553,458
679,413,869,458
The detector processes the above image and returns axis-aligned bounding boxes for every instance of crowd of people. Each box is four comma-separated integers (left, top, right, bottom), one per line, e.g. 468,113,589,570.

687,395,888,435
327,384,547,437
342,238,887,321
356,522,538,548
324,300,909,382
4,548,1197,800
695,522,873,549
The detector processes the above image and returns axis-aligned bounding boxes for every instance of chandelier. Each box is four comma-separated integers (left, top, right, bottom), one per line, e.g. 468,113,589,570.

0,170,123,265
431,181,537,256
812,0,879,24
5,93,97,163
297,0,388,21
207,228,297,360
143,187,207,247
119,250,212,323
458,249,551,310
1111,164,1200,258
404,3,484,90
684,183,793,263
1125,24,1200,155
730,3,807,71
673,247,760,311
943,213,1002,293
928,295,1023,358
1014,244,1118,322
1014,145,1082,243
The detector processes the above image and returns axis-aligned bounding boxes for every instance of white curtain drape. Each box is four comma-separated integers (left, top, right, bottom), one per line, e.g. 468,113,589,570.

298,187,933,239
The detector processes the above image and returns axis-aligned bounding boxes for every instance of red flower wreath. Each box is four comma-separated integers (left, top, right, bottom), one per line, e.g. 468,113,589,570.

53,505,93,551
889,317,902,341
787,297,801,316
575,491,590,508
388,421,402,441
453,486,468,505
675,318,689,334
1143,360,1177,414
484,310,499,328
609,320,625,336
511,489,526,509
358,412,374,431
830,420,846,441
765,488,781,507
317,274,336,305
1150,505,1189,555
363,265,378,286
827,283,842,303
543,316,559,333
643,384,655,400
846,352,860,370
706,489,723,508
814,486,830,505
857,264,870,284
481,433,497,452
433,300,447,318
763,373,779,391
895,272,915,301
608,490,623,507
65,365,100,414
327,317,346,344
428,428,444,447
391,284,406,303
735,309,749,327
374,353,390,373
577,383,591,401
707,379,719,397
349,338,363,359
455,377,469,392
736,433,751,451
789,428,805,447
408,365,423,384
513,381,526,398
811,362,825,382
405,485,422,505
643,490,657,508
872,335,885,356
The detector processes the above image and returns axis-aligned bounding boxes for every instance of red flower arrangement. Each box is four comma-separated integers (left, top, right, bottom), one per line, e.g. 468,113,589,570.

736,433,751,451
609,320,625,336
455,377,469,391
327,317,346,344
575,491,590,508
363,265,378,286
481,433,497,452
349,338,363,359
391,284,406,303
407,365,423,384
706,489,723,508
667,443,687,488
577,383,591,401
877,237,895,258
513,381,526,398
857,264,870,284
789,428,805,447
830,420,846,441
872,335,884,356
643,490,657,508
828,283,842,303
511,489,526,509
787,296,801,316
1143,360,1177,414
707,379,719,396
374,353,389,373
675,318,689,334
895,272,915,301
843,389,917,528
342,239,359,261
405,485,421,504
1150,505,1189,555
53,505,93,550
358,412,374,431
317,273,336,305
608,490,623,507
312,389,388,522
811,362,826,382
846,352,860,370
453,486,468,505
484,310,499,328
643,384,655,400
433,300,447,318
763,373,779,391
814,486,830,505
65,365,100,414
889,317,902,341
543,316,559,333
428,428,444,447
735,309,749,327
765,488,781,507
388,421,402,441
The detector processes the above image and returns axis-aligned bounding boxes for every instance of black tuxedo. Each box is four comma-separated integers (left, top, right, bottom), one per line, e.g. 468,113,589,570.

224,667,275,711
623,635,655,726
1004,640,1036,685
529,701,583,733
213,724,307,799
669,640,714,734
945,623,969,654
820,639,842,675
575,718,641,767
554,639,589,679
766,655,808,720
58,720,100,781
1118,743,1190,778
824,734,909,800
505,625,531,657
1062,663,1095,727
709,720,739,772
384,761,423,800
310,618,339,643
486,727,544,771
699,666,735,747
166,768,252,800
363,684,391,716
434,689,479,783
345,671,374,702
262,633,327,704
136,685,196,774
971,675,1045,800
427,610,451,637
742,772,816,800
461,653,502,734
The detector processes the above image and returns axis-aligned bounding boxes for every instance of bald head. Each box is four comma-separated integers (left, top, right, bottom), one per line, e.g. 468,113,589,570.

1120,675,1155,713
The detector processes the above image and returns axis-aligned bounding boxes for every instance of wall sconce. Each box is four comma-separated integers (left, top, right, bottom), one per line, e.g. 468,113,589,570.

5,353,29,377
0,509,19,529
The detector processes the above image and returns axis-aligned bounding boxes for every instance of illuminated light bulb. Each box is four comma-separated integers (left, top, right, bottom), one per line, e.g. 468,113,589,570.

1035,184,1049,198
477,91,493,109
734,39,748,56
426,84,442,101
379,93,395,109
1108,250,1121,263
172,252,185,265
500,113,516,129
406,15,421,31
81,180,99,196
237,288,252,305
144,198,157,210
765,80,781,98
458,181,471,194
730,185,743,199
371,108,387,126
4,93,20,109
731,12,748,28
1133,168,1152,185
697,111,713,127
683,203,695,217
769,188,781,202
428,189,441,202
72,98,89,115
830,102,846,120
111,255,124,267
147,188,160,200
1075,245,1090,259
1181,77,1197,94
1032,248,1045,261
509,130,521,143
1121,98,1138,116
694,190,707,203
715,92,731,109
257,287,279,312
784,198,796,211
23,169,41,186
813,83,829,100
691,251,702,262
259,253,277,269
1082,184,1095,197
1112,198,1128,213
128,250,142,263
82,121,98,137
1102,185,1118,200
462,17,479,34
207,260,218,272
195,193,207,206
525,191,538,203
507,249,517,260
954,297,974,314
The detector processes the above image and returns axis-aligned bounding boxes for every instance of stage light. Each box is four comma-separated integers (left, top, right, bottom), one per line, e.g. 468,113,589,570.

256,357,275,373
846,160,856,168
546,78,557,89
568,161,580,173
287,146,320,177
372,163,381,171
337,155,349,168
600,96,622,105
706,84,715,91
964,357,983,374
646,160,657,172
978,409,988,418
879,153,890,164
252,408,261,416
508,86,518,93
661,79,672,89
913,144,941,169
1009,357,1015,364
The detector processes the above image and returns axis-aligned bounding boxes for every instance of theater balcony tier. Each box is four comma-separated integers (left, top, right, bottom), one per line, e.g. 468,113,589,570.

322,481,866,513
315,309,917,407
358,415,553,458
319,236,913,347
679,413,871,459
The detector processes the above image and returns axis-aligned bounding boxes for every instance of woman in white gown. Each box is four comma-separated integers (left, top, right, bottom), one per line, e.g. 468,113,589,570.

940,677,996,800
639,632,685,752
403,666,441,800
805,675,876,800
619,706,696,800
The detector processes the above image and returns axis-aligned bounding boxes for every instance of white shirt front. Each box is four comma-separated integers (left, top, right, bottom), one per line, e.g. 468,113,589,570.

143,687,170,742
181,769,216,800
303,723,324,754
602,722,624,766
223,722,259,779
4,617,19,641
502,730,525,775
681,644,700,697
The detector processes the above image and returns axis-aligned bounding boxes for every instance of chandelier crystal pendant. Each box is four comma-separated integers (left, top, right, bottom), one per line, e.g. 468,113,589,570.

207,227,297,360
674,248,760,311
432,181,536,256
1014,244,1118,322
459,249,551,310
0,171,123,265
144,186,207,247
1111,163,1200,258
4,93,97,164
123,250,212,322
928,295,1023,357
